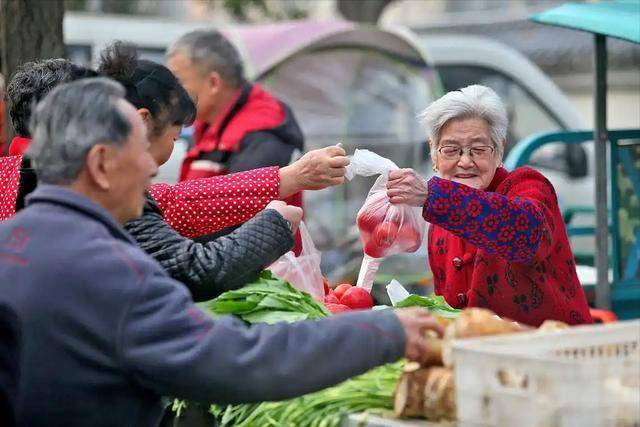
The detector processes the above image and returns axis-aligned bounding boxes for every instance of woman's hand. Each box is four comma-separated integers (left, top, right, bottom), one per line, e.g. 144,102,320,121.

279,145,350,198
386,168,429,207
265,200,303,233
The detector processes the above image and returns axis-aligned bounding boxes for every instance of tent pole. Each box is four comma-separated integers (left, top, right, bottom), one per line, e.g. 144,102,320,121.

594,33,610,310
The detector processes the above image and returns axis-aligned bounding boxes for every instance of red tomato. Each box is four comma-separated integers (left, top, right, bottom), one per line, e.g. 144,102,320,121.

324,293,340,304
373,221,399,247
333,283,353,300
325,303,351,314
322,277,331,296
396,225,422,252
363,239,388,258
356,194,388,233
340,287,374,310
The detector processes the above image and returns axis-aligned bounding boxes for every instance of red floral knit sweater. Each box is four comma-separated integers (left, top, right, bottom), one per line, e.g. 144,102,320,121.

424,166,592,326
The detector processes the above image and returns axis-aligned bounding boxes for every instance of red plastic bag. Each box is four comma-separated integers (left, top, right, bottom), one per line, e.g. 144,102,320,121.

346,149,426,290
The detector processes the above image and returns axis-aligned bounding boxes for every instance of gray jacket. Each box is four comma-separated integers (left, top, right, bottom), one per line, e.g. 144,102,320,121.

0,186,405,427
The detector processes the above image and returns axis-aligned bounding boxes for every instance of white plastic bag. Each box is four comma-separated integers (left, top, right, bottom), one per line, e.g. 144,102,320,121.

386,279,410,306
267,221,324,301
345,149,426,291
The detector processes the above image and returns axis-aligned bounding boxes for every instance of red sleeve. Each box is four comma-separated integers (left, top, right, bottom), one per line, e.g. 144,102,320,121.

149,166,280,238
0,155,22,222
423,168,557,263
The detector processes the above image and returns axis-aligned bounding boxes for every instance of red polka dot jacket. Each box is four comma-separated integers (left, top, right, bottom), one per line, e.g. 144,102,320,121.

424,166,593,326
0,155,21,222
149,166,280,239
2,145,279,237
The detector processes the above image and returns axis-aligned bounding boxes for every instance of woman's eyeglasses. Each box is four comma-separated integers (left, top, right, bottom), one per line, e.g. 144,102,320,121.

438,145,495,161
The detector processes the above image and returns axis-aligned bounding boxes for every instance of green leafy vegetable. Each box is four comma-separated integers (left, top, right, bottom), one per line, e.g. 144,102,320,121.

209,361,404,427
393,294,461,319
200,271,329,324
175,272,408,426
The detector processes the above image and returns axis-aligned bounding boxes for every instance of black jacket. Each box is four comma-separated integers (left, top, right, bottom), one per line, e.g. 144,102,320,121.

124,194,293,302
16,157,37,213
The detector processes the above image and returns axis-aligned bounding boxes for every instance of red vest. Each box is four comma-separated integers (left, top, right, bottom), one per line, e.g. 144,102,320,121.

180,84,286,182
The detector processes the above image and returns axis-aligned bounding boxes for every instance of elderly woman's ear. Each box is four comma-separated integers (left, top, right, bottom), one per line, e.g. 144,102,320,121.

426,139,439,172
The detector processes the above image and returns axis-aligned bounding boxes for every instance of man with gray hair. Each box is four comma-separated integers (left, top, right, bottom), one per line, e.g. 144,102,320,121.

0,78,441,426
167,30,305,211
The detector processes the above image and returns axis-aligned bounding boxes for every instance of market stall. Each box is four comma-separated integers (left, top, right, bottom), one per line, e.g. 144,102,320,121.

170,4,640,425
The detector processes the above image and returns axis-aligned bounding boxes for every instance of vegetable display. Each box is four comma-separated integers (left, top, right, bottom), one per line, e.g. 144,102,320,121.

200,271,329,324
209,362,404,427
323,283,374,313
180,270,562,426
393,294,461,319
392,308,550,422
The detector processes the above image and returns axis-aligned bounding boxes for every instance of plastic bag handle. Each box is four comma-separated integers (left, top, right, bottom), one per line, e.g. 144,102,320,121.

356,255,382,292
297,221,315,255
345,149,399,181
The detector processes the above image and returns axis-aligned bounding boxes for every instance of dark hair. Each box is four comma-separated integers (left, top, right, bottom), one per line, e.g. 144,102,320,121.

6,59,98,137
168,29,244,88
98,41,196,137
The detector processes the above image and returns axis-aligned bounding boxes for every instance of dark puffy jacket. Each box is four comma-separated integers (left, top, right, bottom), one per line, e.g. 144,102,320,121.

124,193,293,302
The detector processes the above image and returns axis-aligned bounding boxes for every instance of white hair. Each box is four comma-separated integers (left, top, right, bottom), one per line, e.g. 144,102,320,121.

419,84,508,162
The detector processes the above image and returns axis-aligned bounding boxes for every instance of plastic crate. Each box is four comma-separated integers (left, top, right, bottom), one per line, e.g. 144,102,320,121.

452,320,640,427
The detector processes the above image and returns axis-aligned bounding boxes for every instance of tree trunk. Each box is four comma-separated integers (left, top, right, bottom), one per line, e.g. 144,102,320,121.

0,0,65,151
337,0,395,23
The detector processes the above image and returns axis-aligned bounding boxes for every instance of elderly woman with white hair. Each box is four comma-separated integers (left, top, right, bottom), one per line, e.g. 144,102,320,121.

386,85,592,326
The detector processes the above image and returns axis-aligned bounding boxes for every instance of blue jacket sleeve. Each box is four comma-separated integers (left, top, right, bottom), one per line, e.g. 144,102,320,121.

117,268,405,404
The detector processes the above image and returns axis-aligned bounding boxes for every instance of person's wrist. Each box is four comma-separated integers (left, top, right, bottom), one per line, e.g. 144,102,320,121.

279,165,301,198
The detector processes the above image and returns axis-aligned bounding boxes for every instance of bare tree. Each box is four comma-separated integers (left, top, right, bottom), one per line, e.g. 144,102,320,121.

0,0,65,146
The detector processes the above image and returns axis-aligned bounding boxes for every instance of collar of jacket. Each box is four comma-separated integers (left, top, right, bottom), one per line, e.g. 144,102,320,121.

142,192,162,215
26,185,136,245
486,167,509,192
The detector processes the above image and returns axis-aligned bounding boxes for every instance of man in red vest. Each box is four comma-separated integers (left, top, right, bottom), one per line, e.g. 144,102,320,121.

167,30,304,209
